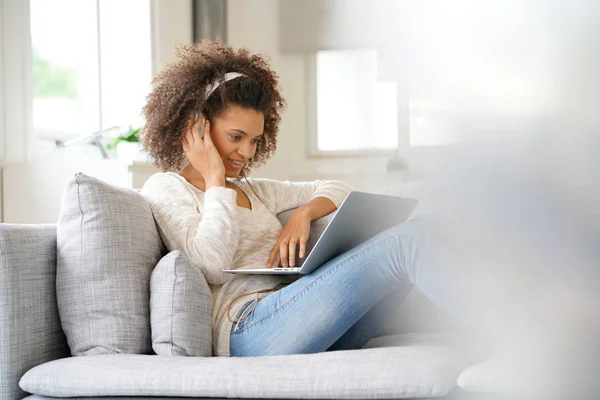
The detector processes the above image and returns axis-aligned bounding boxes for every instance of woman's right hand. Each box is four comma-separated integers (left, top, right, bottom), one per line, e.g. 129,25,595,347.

183,113,226,188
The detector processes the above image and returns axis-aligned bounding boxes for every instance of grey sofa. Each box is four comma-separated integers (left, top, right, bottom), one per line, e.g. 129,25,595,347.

0,179,484,400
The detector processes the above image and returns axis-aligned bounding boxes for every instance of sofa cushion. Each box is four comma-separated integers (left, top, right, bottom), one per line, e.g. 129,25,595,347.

20,333,470,399
150,250,212,356
56,173,164,356
456,348,599,397
457,357,520,395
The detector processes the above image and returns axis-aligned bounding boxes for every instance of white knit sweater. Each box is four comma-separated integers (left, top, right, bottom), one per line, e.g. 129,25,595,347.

140,172,353,356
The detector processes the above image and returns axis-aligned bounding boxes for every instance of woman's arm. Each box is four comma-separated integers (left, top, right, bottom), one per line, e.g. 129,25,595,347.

265,197,336,268
255,179,354,268
141,174,240,285
249,178,353,215
295,196,338,221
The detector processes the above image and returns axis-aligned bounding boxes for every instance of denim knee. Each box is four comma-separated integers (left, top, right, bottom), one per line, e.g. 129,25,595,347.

373,218,439,284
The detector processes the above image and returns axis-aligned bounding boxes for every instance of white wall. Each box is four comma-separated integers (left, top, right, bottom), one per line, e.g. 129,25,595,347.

227,0,410,191
278,0,404,53
150,0,193,76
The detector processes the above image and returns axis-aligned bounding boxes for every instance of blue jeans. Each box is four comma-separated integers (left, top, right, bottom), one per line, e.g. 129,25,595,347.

230,216,468,357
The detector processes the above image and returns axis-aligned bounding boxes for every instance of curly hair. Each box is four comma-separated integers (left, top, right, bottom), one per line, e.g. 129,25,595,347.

140,40,286,176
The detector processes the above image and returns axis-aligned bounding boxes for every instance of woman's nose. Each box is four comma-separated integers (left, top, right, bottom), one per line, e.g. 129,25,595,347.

238,142,254,159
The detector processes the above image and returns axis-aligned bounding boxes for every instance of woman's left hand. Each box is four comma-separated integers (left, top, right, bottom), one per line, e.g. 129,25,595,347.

266,207,311,268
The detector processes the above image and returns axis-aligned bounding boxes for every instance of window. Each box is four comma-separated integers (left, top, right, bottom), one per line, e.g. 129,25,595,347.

310,49,399,155
30,0,151,146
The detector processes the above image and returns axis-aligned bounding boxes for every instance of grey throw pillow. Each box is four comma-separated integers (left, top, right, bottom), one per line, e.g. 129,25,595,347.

150,250,212,356
56,173,164,356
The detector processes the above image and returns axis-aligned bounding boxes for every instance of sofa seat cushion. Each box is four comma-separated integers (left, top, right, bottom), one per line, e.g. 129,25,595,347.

20,334,471,399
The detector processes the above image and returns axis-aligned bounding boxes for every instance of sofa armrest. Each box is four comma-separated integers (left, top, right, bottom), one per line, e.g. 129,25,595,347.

0,224,70,400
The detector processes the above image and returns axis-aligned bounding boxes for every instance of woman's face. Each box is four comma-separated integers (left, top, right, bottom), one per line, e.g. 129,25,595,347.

209,105,265,178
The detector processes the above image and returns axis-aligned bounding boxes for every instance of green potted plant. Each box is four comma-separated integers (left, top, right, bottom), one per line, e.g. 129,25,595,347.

107,126,148,162
107,126,141,149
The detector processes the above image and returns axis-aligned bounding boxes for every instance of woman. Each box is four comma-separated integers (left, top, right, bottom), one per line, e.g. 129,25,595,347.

140,40,456,358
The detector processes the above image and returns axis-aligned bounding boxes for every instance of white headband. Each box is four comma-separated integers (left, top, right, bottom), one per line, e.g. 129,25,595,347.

204,72,247,99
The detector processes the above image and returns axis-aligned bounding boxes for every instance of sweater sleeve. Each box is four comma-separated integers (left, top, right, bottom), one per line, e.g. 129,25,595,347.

247,178,354,215
140,174,240,286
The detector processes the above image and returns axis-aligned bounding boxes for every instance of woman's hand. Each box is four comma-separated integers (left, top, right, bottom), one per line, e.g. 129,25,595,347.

266,207,312,268
182,113,226,188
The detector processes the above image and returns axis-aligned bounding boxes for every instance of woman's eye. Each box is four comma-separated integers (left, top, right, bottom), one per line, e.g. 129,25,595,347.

231,136,241,141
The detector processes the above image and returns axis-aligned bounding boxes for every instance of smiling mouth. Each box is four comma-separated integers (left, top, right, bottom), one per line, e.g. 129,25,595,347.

228,159,245,168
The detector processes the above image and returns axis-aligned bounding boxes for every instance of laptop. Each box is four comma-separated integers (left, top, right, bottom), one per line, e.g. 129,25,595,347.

221,191,418,275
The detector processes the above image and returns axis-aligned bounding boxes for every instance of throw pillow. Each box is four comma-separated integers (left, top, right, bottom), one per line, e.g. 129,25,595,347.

56,173,164,356
150,250,212,356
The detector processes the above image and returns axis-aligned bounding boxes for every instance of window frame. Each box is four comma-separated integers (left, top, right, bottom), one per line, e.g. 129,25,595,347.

0,0,33,164
29,0,155,147
304,51,409,159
